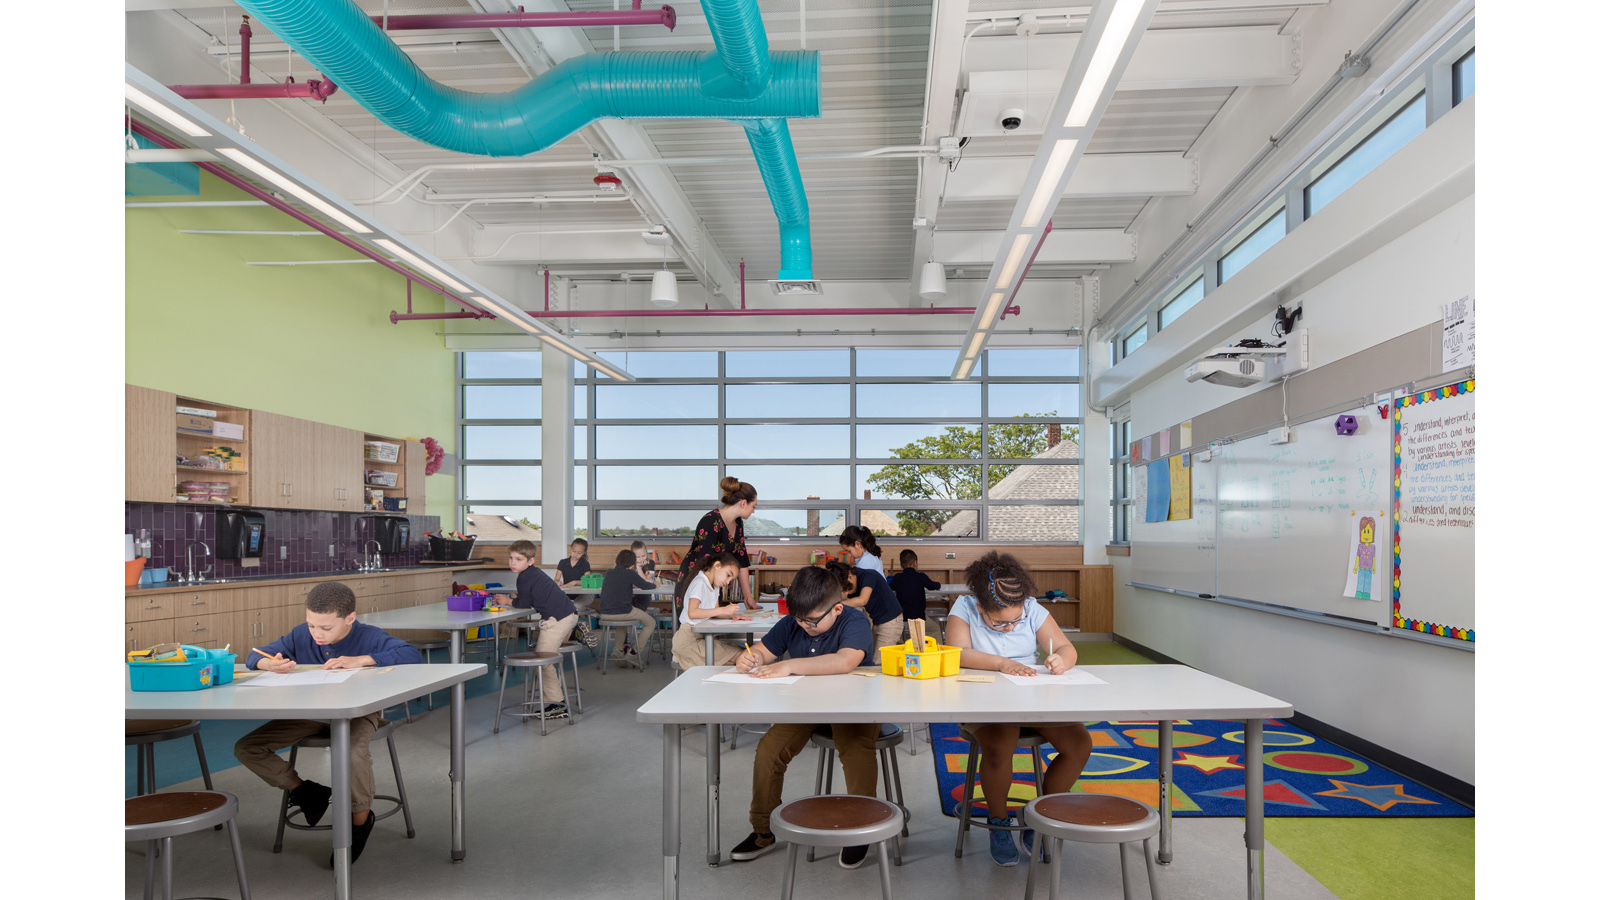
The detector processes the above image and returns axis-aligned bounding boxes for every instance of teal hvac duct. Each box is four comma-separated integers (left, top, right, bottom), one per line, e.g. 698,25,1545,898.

232,0,819,280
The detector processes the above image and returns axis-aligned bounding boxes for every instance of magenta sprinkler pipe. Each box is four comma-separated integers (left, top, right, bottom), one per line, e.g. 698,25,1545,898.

169,80,338,103
740,259,746,310
390,311,484,323
370,7,676,32
239,16,252,84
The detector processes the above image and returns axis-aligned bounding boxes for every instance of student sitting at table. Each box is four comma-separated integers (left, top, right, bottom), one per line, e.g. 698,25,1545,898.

554,537,590,587
944,551,1092,867
825,559,903,665
599,548,657,668
670,551,752,668
506,539,586,717
888,548,940,624
630,539,657,577
729,566,882,870
234,581,423,865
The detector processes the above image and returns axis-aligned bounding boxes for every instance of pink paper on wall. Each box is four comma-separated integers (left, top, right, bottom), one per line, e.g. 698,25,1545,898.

1159,429,1171,456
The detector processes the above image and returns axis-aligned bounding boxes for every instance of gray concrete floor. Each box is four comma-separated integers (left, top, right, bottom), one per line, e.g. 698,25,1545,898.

126,657,1340,899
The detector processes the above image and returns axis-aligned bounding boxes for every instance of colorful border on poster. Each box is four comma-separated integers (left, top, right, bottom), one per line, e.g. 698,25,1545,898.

1391,379,1475,641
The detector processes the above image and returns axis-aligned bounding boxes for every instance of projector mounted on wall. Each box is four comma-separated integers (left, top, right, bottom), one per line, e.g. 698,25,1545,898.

1185,331,1309,388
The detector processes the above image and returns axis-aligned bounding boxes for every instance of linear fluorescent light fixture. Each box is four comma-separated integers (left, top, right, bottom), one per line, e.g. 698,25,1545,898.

372,238,467,292
218,149,371,234
125,84,210,138
994,234,1032,290
1064,0,1146,128
1021,139,1078,228
965,331,986,360
978,292,1006,331
955,358,975,380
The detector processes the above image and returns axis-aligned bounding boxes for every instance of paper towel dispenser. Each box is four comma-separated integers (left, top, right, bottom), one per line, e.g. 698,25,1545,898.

216,510,267,560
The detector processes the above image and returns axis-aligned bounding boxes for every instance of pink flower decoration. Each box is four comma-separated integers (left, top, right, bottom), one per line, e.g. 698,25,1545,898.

420,437,445,476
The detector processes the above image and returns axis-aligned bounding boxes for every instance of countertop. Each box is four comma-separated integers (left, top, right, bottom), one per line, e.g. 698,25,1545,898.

125,561,491,596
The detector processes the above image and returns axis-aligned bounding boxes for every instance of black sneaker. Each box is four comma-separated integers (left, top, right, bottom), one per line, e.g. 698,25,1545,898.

540,702,570,719
574,620,599,648
730,831,778,861
839,844,869,869
330,814,378,868
290,780,333,828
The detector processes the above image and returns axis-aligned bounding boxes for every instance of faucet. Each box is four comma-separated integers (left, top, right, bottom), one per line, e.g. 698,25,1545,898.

363,540,382,573
186,541,211,583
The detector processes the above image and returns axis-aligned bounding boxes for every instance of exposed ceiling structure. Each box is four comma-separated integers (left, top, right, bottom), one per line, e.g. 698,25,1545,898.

125,0,1328,328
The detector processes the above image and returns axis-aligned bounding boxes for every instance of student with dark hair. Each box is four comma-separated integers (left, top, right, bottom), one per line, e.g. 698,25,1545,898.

670,552,752,668
826,558,903,664
944,551,1092,867
674,476,761,610
234,582,423,865
506,539,585,716
888,548,941,624
729,566,881,869
554,537,590,587
599,548,657,668
838,524,885,577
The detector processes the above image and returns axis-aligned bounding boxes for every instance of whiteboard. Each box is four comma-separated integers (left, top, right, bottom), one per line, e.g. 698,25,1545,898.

1131,452,1215,596
1213,407,1392,623
1392,382,1475,640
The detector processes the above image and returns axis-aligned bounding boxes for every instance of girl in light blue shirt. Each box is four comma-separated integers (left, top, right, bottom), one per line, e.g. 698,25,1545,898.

838,525,886,577
945,551,1092,867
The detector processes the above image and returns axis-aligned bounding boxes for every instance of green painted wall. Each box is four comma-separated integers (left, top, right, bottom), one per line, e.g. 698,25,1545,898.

126,172,458,529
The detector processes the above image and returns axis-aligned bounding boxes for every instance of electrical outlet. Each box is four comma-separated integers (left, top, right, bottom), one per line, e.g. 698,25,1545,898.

280,545,288,560
329,543,336,558
945,552,956,559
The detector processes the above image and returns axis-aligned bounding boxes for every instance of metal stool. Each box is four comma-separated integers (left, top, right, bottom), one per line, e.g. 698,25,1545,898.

807,724,908,862
556,640,586,714
650,611,676,660
497,621,540,660
771,796,903,900
127,790,250,900
408,641,450,712
272,720,414,853
729,722,769,750
494,651,570,735
597,619,647,673
127,720,214,797
953,725,1048,859
1022,794,1163,900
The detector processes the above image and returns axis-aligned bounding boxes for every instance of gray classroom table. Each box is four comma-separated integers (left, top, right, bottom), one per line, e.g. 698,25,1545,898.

357,601,536,862
127,662,482,900
637,663,1292,900
688,602,783,662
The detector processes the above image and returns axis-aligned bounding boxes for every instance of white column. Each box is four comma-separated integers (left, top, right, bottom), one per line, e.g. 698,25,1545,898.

1079,276,1112,564
541,347,575,554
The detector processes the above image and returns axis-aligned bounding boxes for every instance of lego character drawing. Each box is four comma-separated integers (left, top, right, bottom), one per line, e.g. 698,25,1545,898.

1353,516,1376,600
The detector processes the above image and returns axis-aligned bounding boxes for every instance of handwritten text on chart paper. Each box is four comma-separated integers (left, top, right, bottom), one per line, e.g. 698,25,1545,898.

1401,406,1475,530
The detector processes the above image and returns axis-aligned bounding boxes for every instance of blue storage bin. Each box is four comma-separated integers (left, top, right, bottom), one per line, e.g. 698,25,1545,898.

128,645,236,692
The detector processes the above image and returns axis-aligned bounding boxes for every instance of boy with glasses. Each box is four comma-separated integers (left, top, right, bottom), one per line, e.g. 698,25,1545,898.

943,551,1092,867
728,566,881,870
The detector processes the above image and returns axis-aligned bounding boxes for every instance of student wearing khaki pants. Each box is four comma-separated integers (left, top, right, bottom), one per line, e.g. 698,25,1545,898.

825,560,905,665
670,552,751,668
507,539,579,715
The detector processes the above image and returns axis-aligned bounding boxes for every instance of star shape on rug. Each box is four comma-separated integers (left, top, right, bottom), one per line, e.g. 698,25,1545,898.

1314,780,1437,811
1173,752,1243,774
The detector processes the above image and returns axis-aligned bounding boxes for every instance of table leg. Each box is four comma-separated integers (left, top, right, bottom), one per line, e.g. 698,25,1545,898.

663,724,681,900
331,719,352,900
450,630,467,861
704,633,715,667
1158,720,1173,864
706,714,721,866
1245,718,1264,900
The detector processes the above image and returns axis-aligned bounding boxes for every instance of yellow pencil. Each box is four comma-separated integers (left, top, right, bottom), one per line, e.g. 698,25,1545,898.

250,647,282,660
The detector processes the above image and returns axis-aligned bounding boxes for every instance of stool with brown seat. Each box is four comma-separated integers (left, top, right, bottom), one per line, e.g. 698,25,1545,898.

953,724,1048,858
126,720,214,797
1021,793,1163,900
494,651,571,735
271,720,414,853
126,790,251,900
770,795,903,900
806,724,908,862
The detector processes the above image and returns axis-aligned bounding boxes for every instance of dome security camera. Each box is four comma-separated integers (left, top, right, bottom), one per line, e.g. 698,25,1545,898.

999,108,1025,131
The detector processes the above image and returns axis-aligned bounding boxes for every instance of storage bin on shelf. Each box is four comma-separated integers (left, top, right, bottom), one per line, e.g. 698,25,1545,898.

879,637,961,679
363,441,401,463
128,646,237,692
365,469,399,487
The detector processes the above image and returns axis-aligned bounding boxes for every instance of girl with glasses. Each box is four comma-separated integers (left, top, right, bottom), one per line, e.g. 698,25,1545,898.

944,551,1092,867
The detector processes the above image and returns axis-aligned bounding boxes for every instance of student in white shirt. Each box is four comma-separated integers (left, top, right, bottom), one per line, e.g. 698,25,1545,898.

670,552,752,668
944,551,1092,868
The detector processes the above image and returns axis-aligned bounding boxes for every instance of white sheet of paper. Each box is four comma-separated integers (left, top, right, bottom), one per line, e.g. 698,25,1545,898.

1001,667,1107,686
238,670,361,687
704,671,803,685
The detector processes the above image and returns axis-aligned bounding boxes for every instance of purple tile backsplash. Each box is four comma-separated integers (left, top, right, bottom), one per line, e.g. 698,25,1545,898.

126,503,441,579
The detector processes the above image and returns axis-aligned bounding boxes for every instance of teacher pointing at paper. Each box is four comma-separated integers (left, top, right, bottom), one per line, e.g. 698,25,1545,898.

675,476,761,611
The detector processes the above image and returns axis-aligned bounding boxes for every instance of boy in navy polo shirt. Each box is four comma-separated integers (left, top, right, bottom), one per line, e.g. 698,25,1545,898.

234,581,422,865
728,566,882,870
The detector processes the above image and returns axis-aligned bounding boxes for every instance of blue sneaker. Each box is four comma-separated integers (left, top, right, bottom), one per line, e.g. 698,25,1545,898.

987,816,1019,866
1020,826,1037,858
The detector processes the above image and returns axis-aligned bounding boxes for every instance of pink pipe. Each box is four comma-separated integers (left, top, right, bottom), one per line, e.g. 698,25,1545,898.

391,311,482,322
1000,219,1051,322
239,16,251,84
527,306,1017,318
740,259,745,310
129,119,492,321
169,80,338,102
372,7,676,31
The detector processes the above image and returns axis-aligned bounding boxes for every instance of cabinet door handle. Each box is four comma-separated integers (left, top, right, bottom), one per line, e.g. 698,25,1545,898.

192,600,207,607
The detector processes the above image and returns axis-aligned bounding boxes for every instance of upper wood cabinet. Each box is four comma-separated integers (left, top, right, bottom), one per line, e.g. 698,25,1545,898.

251,410,315,509
311,422,364,511
126,385,177,503
403,440,427,512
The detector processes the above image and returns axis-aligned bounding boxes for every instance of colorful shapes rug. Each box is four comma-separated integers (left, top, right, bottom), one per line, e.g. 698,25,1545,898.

929,720,1471,818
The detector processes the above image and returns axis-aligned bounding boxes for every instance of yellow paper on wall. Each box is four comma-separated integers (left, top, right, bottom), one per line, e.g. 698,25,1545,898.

1168,455,1192,521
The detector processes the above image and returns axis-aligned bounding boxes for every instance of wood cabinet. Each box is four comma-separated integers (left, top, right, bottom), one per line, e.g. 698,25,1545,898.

313,422,364,511
252,410,315,509
360,434,428,515
127,385,177,502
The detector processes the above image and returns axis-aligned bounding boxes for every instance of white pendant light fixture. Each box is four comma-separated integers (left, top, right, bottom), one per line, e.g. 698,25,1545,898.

650,269,679,307
919,260,948,300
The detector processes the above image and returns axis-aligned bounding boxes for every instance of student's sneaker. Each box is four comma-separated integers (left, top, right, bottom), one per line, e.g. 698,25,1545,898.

623,645,645,669
730,831,778,861
1019,826,1037,859
988,816,1019,866
839,844,869,869
540,702,570,719
574,620,599,648
330,814,378,867
290,780,333,828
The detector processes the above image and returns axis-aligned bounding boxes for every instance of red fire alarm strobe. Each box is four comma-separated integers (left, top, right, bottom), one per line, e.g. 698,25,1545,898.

593,173,622,191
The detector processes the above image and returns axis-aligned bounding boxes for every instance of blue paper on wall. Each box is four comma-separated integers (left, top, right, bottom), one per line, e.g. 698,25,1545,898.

1145,460,1171,523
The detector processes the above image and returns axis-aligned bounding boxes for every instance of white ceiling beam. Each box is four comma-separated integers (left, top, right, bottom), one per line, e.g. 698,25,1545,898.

969,1,1325,20
934,229,1135,265
965,26,1300,90
468,229,683,266
907,0,974,304
944,152,1195,202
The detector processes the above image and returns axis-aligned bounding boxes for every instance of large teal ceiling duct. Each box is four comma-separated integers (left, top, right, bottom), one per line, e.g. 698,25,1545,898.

232,0,819,279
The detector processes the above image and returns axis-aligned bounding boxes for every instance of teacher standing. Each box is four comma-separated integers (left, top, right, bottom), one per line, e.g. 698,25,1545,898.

675,476,761,611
